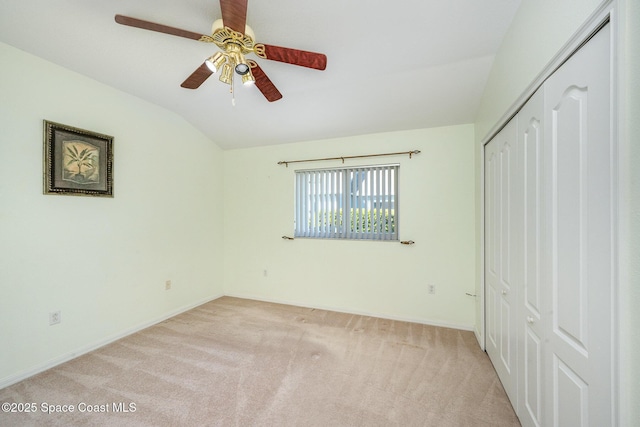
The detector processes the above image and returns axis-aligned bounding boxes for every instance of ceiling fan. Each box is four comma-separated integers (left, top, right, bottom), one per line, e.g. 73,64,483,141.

115,0,327,102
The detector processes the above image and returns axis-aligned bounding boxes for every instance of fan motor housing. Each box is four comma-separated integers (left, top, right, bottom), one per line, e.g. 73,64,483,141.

207,19,257,54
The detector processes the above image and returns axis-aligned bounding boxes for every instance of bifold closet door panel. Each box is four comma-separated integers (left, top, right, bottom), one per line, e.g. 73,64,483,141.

543,23,612,427
516,87,545,427
484,118,518,407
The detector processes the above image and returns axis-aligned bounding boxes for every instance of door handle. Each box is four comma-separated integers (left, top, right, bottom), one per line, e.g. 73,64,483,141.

527,316,535,324
502,290,507,296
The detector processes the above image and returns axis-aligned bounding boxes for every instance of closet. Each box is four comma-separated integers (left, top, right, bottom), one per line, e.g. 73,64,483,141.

484,22,613,427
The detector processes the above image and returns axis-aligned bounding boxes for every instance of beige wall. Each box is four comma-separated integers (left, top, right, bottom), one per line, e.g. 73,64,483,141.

223,125,477,329
473,0,639,424
0,43,225,386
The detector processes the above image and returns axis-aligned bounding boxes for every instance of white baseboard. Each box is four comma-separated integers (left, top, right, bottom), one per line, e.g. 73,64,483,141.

223,292,475,332
0,294,224,390
474,326,485,350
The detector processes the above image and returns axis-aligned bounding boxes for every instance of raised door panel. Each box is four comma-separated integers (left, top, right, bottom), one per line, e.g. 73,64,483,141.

544,23,612,427
486,147,499,350
517,87,545,427
485,118,518,407
499,138,514,379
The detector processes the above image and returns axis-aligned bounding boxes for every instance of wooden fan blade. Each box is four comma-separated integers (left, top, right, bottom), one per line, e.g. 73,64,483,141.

249,61,283,102
219,0,248,34
181,63,214,89
115,15,205,41
262,44,327,70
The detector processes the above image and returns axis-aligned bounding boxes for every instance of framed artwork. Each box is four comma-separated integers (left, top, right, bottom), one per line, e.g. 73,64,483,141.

43,120,113,197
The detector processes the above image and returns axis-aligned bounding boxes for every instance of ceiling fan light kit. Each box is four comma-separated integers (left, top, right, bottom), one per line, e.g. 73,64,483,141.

114,0,327,103
235,63,250,75
205,52,226,73
219,62,234,85
241,72,255,86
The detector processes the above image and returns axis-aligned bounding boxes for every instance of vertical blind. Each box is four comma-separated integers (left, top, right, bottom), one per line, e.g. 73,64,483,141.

294,164,399,240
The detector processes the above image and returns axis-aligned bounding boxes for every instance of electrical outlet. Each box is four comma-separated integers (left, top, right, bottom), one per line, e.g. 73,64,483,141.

165,280,171,290
428,284,436,295
49,311,61,325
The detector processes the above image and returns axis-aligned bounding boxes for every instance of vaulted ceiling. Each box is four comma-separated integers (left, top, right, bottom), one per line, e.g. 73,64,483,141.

0,0,521,149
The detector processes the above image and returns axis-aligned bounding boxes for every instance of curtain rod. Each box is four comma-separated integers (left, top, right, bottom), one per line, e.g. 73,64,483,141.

277,150,420,167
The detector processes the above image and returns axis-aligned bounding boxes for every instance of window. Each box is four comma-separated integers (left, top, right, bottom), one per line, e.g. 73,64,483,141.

294,164,398,240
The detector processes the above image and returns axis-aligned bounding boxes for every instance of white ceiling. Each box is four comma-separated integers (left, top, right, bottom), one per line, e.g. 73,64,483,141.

0,0,521,149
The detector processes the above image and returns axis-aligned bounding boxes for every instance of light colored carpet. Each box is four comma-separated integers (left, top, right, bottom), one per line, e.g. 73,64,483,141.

0,297,520,426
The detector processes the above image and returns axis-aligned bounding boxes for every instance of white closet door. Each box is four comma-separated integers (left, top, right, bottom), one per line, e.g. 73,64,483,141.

543,24,612,427
485,118,518,406
517,87,545,427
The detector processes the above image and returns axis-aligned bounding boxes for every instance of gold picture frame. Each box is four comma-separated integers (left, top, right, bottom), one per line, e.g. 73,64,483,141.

43,120,113,197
